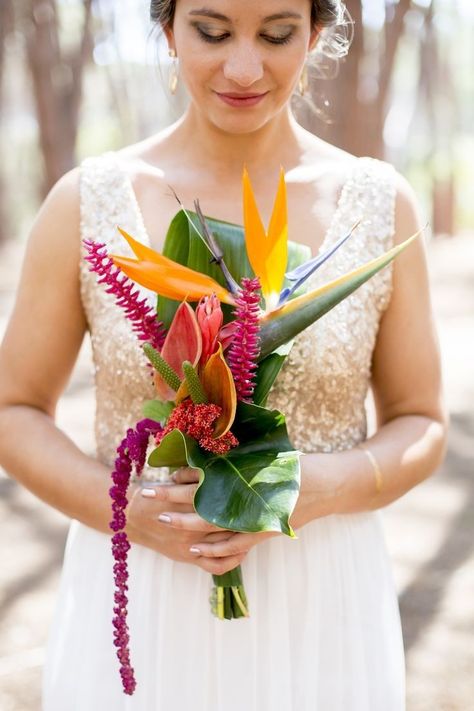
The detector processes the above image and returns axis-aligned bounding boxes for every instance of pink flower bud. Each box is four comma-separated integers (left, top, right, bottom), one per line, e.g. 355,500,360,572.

196,294,223,364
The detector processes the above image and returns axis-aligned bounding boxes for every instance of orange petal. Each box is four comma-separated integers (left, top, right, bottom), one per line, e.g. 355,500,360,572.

174,379,189,404
110,255,235,305
266,166,288,304
116,226,179,268
200,344,237,437
154,302,202,399
242,167,270,297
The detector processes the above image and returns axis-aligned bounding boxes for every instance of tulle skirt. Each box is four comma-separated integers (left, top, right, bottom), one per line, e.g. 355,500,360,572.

42,510,405,710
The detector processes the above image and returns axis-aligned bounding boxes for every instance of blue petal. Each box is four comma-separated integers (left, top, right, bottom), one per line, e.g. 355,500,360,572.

278,219,361,305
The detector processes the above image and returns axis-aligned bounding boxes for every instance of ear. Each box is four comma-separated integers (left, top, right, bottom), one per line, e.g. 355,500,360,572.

163,23,175,50
308,26,320,52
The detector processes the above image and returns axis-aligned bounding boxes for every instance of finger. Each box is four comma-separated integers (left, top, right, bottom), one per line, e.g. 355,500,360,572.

157,511,226,533
142,483,198,505
202,531,234,543
196,554,247,576
171,467,200,484
161,483,199,504
188,532,251,558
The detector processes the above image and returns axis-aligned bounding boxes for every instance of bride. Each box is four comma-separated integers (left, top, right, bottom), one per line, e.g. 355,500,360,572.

0,1,448,709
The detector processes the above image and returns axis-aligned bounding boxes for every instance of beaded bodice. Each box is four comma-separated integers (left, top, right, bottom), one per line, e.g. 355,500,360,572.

79,151,396,479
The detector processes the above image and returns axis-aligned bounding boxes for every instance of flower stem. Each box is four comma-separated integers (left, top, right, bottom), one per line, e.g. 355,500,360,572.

210,565,249,620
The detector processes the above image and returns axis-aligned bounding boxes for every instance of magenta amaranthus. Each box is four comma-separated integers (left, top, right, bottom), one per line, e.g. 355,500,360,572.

109,418,163,695
84,239,166,350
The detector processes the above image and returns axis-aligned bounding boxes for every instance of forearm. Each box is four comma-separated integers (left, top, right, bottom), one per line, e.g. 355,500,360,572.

301,414,448,520
0,404,112,534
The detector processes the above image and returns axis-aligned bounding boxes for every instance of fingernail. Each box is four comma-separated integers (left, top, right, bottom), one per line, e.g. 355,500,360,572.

158,514,171,523
141,488,157,498
189,547,201,554
170,471,178,482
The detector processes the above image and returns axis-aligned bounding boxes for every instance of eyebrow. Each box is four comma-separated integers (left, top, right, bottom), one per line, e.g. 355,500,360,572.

188,8,303,22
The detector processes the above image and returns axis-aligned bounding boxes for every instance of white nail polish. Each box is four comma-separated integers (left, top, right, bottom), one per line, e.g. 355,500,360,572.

141,488,157,498
189,547,201,554
158,514,171,523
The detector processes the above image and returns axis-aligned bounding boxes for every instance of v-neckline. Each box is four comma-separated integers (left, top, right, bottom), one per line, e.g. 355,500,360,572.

111,151,365,261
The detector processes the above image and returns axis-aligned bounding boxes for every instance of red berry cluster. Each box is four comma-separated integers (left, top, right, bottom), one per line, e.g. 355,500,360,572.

157,399,239,455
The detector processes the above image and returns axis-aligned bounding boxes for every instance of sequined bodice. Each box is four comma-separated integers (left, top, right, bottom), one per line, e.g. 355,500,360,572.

79,151,395,479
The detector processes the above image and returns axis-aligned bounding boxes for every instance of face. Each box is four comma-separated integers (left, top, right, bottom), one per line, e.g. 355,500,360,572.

164,0,319,134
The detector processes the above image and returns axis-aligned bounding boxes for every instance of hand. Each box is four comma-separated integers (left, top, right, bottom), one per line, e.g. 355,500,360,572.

169,467,281,566
181,454,342,563
124,467,248,576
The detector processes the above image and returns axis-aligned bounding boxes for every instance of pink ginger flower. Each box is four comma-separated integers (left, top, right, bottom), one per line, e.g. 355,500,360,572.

226,277,261,402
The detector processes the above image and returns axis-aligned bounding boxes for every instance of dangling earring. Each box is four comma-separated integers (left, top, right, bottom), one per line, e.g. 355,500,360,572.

168,47,179,94
298,61,309,96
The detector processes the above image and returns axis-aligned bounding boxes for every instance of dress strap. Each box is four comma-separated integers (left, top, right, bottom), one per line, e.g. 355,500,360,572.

79,150,147,255
323,156,397,315
78,151,155,328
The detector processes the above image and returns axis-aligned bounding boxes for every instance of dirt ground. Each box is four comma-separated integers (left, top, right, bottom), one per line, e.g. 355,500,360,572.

0,231,473,710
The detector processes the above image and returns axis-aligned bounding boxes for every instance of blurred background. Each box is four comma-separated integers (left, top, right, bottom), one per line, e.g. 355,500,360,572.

0,1,472,709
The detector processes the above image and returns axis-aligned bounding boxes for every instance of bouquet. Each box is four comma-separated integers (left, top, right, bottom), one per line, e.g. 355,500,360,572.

84,166,422,695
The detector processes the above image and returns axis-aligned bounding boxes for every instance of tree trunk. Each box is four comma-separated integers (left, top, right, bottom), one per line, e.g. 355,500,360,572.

19,0,93,197
308,0,412,159
0,0,15,244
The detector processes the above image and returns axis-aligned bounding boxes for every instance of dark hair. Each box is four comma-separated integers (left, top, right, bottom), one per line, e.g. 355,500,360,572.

151,0,344,32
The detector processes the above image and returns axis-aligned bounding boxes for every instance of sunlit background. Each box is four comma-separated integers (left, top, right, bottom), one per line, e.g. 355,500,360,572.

0,0,472,242
0,1,473,709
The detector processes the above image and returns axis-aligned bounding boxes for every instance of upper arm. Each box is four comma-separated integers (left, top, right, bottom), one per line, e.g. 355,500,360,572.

370,171,448,428
0,167,87,417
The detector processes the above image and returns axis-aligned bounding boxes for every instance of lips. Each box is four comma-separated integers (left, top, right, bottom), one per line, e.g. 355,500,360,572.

219,92,266,99
215,91,269,108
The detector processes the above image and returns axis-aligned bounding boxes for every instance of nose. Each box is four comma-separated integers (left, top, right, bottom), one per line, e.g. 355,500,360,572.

222,42,264,87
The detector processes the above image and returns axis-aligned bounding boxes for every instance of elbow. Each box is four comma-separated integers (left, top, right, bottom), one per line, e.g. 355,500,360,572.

425,407,450,480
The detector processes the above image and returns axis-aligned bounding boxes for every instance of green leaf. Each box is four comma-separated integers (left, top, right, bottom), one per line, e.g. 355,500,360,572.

253,341,294,407
258,229,423,359
147,429,188,468
142,399,174,423
147,402,300,538
157,208,311,328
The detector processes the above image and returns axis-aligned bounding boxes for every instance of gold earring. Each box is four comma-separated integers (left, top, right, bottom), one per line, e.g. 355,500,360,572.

168,47,179,94
298,62,309,96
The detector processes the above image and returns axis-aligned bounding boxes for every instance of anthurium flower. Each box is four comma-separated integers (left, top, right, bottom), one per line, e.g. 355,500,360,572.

110,226,235,305
153,302,202,400
243,165,288,312
196,294,223,364
200,344,237,437
217,320,238,351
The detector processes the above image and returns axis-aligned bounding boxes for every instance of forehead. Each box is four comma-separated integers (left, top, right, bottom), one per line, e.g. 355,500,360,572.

179,0,309,22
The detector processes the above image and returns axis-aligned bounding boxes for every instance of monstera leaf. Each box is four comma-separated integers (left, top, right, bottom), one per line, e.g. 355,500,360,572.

148,402,300,538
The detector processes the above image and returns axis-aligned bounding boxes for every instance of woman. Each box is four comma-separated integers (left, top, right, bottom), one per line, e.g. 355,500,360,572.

0,1,448,709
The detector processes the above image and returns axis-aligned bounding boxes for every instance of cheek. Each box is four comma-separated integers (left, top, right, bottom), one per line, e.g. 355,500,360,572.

179,50,218,90
271,51,306,91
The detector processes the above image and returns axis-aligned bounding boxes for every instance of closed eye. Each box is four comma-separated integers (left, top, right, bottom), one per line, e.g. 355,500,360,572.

195,27,294,46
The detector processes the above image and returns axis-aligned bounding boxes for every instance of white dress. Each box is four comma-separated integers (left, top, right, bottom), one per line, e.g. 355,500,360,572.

42,151,406,710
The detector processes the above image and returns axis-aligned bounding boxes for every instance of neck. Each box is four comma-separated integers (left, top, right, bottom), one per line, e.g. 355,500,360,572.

171,102,306,179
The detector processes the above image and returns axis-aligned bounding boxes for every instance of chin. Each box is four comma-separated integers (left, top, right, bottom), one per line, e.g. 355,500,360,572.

205,104,283,136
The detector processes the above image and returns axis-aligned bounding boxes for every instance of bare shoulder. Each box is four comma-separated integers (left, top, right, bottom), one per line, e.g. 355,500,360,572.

27,166,83,267
392,169,426,246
